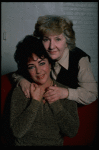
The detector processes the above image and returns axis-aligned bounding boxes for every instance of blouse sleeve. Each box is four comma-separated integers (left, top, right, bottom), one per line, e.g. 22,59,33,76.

10,87,40,138
12,71,25,86
68,57,98,105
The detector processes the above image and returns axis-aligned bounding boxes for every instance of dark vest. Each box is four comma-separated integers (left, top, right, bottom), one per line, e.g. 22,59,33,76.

56,47,90,89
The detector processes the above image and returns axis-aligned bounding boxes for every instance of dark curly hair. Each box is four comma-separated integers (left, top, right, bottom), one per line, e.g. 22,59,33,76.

14,35,55,80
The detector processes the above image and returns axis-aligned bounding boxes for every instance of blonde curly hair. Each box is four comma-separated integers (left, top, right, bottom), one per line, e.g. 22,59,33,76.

33,15,76,50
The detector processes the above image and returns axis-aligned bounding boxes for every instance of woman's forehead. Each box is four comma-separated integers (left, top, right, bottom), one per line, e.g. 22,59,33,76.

43,32,64,38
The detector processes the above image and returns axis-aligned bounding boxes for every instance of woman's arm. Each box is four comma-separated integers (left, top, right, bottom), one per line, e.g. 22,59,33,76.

10,87,40,139
12,71,24,86
45,57,98,105
68,57,98,105
50,99,79,138
12,71,31,98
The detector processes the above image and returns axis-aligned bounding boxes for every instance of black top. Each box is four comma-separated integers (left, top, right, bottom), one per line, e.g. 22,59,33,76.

56,47,90,89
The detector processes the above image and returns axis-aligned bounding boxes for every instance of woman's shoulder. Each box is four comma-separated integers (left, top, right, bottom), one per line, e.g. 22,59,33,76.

70,47,90,61
11,86,26,100
13,86,23,94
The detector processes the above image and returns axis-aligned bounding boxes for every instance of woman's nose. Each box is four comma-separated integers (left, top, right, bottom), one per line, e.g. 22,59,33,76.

36,66,41,74
49,40,55,50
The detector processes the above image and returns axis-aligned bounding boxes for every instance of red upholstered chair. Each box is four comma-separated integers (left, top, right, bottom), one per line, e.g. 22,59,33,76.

1,72,15,145
63,99,98,146
1,73,98,146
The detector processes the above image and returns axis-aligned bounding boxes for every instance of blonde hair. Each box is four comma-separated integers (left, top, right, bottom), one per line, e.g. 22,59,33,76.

33,15,76,50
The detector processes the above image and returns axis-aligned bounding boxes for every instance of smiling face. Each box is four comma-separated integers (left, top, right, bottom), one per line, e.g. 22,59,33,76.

27,53,51,86
42,33,67,61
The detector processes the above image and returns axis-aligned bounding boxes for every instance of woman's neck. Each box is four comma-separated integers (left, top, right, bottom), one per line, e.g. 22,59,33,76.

38,78,53,92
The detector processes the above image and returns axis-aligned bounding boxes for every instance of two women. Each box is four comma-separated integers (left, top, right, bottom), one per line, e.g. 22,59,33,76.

10,36,79,146
12,15,98,105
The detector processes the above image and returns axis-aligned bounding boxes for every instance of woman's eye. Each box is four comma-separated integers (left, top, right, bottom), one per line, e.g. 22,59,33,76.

28,66,35,70
40,62,45,66
56,38,61,41
43,39,49,42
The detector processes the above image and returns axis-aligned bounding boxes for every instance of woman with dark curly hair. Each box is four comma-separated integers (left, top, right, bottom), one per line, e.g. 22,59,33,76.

10,35,79,146
12,15,98,105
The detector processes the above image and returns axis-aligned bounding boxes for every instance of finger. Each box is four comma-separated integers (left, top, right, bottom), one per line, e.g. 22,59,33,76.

44,93,56,98
45,89,54,94
30,83,35,92
45,95,57,101
26,90,30,98
24,91,28,97
46,97,58,104
34,83,38,89
45,89,54,95
47,86,57,90
24,90,30,98
44,90,56,97
23,84,31,98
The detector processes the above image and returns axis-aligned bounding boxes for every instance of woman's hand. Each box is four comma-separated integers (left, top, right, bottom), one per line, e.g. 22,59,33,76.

44,85,69,104
30,83,45,102
19,78,31,98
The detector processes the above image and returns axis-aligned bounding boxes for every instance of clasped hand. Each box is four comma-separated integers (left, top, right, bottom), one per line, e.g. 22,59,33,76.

19,79,69,103
43,85,69,104
30,83,69,104
30,83,45,102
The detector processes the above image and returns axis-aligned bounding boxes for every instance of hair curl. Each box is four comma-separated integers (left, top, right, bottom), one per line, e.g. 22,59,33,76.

33,15,76,50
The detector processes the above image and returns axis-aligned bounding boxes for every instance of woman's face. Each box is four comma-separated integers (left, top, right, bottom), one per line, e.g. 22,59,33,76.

42,33,67,61
27,53,51,85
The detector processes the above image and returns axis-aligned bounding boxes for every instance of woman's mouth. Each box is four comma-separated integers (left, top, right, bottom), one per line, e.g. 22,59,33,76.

37,74,45,79
48,50,57,55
